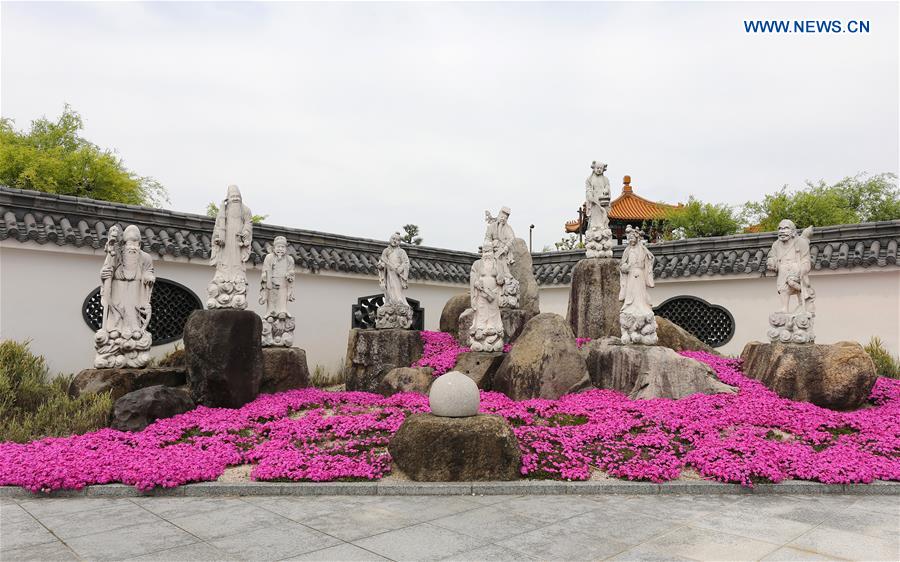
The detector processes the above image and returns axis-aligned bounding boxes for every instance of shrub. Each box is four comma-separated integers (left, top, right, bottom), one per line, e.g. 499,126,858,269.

157,344,185,367
311,360,346,388
0,340,112,443
865,337,900,379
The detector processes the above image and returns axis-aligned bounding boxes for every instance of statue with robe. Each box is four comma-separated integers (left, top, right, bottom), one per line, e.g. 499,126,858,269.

260,236,296,346
376,232,413,329
468,240,505,352
94,224,155,368
208,184,253,309
484,206,519,308
766,220,816,343
618,225,658,345
585,161,613,258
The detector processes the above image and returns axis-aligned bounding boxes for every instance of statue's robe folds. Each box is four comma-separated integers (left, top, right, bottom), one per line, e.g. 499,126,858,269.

211,200,253,282
261,253,295,317
585,174,611,231
767,236,815,311
107,249,154,334
619,243,655,317
470,257,503,336
484,220,516,281
379,246,410,306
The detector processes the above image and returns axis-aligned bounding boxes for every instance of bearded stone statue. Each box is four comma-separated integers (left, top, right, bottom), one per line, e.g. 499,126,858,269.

208,185,253,309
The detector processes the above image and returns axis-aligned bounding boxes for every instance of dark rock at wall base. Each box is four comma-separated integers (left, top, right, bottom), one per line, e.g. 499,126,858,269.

567,258,621,340
69,367,186,402
183,309,263,408
439,293,471,335
377,366,434,397
453,351,506,389
110,385,194,432
344,328,424,393
261,347,311,394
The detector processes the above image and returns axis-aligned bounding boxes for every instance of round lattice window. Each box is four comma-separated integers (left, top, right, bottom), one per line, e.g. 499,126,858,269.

81,278,203,345
654,296,735,348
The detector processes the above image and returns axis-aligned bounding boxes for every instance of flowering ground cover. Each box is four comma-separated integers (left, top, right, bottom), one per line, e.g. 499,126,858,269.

1,335,898,493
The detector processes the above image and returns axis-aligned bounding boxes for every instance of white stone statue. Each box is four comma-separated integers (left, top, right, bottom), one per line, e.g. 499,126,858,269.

484,207,519,308
376,232,413,329
94,224,155,368
468,240,505,352
619,225,658,345
766,220,816,344
259,236,296,346
585,161,613,258
208,185,253,309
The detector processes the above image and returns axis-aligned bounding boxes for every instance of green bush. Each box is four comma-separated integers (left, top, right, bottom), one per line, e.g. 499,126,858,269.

864,337,900,379
0,340,112,443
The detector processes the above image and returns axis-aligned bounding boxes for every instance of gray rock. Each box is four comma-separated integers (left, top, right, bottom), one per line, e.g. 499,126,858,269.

110,385,194,432
377,366,434,397
261,347,311,394
183,309,263,408
429,371,480,417
344,328,424,393
509,238,540,316
741,341,877,410
453,351,505,389
457,308,534,347
69,367,186,402
567,258,621,340
439,293,470,335
388,414,520,481
655,317,717,354
582,340,736,400
492,313,592,401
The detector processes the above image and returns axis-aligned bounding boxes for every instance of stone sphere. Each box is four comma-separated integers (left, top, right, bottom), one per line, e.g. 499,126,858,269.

429,371,480,418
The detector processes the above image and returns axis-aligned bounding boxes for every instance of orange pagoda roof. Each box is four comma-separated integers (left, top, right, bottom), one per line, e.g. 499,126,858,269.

609,175,681,221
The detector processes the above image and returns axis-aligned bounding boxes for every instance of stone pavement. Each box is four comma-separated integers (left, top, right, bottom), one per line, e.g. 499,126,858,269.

1,494,897,561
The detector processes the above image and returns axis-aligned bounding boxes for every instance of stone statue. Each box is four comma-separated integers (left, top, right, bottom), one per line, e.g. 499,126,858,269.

468,240,505,352
766,220,816,343
208,185,253,310
376,232,413,329
484,207,519,308
619,225,658,345
259,236,296,346
94,224,155,368
585,161,613,258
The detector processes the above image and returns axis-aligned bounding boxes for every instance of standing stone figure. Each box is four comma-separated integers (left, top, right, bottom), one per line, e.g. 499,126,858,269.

766,220,816,343
469,240,505,352
259,236,296,346
484,207,519,308
618,225,658,345
94,225,155,368
208,185,253,310
376,232,413,329
584,161,613,258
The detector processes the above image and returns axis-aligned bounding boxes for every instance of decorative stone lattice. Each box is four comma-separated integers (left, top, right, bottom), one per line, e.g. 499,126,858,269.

351,295,424,331
654,296,735,348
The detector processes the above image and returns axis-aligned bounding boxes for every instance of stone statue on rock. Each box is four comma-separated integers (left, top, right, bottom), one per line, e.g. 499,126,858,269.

376,232,413,329
94,224,155,368
208,185,252,310
584,161,613,259
766,220,816,343
619,225,658,345
468,240,505,352
483,207,518,308
259,236,296,346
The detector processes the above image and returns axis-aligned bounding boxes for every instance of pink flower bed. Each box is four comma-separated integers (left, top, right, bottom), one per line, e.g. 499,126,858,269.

1,348,898,493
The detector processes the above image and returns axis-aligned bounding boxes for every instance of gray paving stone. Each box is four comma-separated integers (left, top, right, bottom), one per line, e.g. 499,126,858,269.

470,481,568,495
245,495,369,521
849,494,900,516
0,503,32,525
557,508,685,545
638,526,781,561
64,520,196,561
760,546,841,561
429,504,549,541
368,495,482,523
814,503,900,541
497,522,632,561
490,494,598,524
439,543,540,561
302,502,421,541
17,497,122,519
285,543,391,561
129,496,247,519
615,494,745,522
378,482,473,495
127,541,239,561
789,525,900,561
733,494,857,525
36,500,156,540
689,502,817,543
208,520,342,560
0,517,58,552
354,522,487,562
607,543,696,561
165,501,290,540
0,540,78,561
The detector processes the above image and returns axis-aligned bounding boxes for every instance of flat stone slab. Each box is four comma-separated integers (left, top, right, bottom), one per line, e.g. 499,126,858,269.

69,367,186,402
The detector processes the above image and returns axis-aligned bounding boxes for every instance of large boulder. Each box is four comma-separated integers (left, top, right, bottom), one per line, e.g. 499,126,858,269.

261,347,311,394
439,293,471,335
377,366,434,397
492,313,592,400
457,308,534,347
183,309,263,408
344,328,424,392
655,317,717,354
110,385,194,432
582,340,736,400
453,351,506,389
388,414,520,481
741,341,877,410
509,238,540,316
566,258,621,340
69,367,186,402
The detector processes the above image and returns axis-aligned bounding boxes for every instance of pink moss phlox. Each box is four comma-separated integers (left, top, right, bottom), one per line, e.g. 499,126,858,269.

413,331,469,376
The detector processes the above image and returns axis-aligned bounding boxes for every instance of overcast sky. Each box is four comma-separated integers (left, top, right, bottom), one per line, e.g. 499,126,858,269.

2,1,897,251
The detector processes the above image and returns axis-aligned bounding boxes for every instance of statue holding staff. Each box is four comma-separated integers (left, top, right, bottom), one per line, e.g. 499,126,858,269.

208,184,253,309
260,236,296,346
376,232,413,329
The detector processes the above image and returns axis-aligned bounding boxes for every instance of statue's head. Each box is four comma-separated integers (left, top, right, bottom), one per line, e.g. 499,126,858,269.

498,206,511,224
481,240,495,258
273,236,287,257
777,219,796,242
389,232,401,247
625,225,641,246
591,161,607,176
123,225,141,252
226,184,242,205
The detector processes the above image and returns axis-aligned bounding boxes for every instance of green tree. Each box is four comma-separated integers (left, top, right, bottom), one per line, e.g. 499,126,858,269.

742,173,899,231
552,234,584,251
400,224,423,245
0,105,167,206
660,197,742,239
205,202,268,224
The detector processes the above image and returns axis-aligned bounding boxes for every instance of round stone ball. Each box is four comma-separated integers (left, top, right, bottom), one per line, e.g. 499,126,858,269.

429,371,480,417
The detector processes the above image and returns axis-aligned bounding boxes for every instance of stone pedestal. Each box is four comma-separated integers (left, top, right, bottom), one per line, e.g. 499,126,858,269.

377,367,434,397
567,258,621,340
457,308,534,347
439,293,470,335
741,341,876,410
69,367,186,402
183,309,263,408
581,340,736,400
388,414,520,481
110,385,194,432
453,351,506,389
492,313,591,401
261,347,311,394
344,328,424,393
